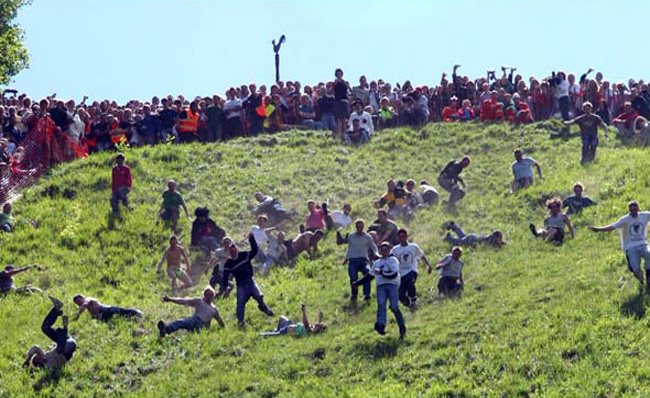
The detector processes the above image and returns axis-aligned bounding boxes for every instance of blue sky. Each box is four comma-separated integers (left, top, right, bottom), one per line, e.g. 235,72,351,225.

6,1,650,103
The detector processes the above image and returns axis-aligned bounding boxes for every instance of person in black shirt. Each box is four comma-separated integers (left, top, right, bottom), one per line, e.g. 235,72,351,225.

438,156,471,209
48,101,70,132
563,182,596,214
220,234,274,326
333,68,351,137
631,88,649,119
317,87,336,132
243,84,264,136
206,95,225,141
158,98,178,143
565,101,608,164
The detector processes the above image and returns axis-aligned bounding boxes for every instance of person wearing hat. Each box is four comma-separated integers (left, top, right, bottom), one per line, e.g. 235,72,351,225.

565,101,608,164
190,207,226,259
348,98,374,136
23,296,77,369
0,264,41,294
110,153,132,214
442,96,460,122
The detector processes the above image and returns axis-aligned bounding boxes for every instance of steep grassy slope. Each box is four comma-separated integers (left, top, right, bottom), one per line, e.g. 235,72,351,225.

1,120,650,398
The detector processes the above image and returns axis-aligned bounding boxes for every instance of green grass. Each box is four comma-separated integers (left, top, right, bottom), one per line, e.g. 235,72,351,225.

1,120,649,398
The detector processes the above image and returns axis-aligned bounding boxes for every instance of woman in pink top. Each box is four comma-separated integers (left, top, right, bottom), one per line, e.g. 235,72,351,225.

302,200,327,232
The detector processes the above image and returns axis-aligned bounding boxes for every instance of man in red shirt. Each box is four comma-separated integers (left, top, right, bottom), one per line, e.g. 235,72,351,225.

111,153,133,214
613,102,640,137
442,97,460,122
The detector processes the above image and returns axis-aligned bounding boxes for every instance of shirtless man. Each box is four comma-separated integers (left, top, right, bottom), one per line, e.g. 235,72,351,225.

285,229,324,260
157,235,193,293
72,294,143,322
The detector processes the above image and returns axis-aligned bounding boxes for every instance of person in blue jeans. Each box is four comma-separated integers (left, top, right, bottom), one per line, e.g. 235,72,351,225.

23,296,77,369
355,242,406,338
220,234,274,326
564,101,609,164
337,219,378,302
158,286,225,337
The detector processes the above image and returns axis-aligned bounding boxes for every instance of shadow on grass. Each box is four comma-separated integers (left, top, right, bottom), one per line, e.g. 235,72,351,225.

33,368,63,391
349,338,403,360
621,292,648,319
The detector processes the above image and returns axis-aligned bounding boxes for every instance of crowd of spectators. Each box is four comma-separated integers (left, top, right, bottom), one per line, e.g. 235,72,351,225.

0,65,649,197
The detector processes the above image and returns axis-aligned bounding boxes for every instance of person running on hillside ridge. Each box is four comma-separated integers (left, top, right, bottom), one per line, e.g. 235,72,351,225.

72,294,143,322
158,285,225,337
589,200,650,288
157,179,190,233
157,235,193,293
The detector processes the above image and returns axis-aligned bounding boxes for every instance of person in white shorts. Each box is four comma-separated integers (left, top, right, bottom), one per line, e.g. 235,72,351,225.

589,201,650,288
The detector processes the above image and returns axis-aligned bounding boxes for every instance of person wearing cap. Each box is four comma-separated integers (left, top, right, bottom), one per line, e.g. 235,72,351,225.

612,102,639,137
190,207,226,259
23,297,77,369
0,264,41,294
511,148,543,193
438,156,471,209
348,98,374,136
219,233,274,326
110,153,132,214
565,101,608,164
442,96,460,122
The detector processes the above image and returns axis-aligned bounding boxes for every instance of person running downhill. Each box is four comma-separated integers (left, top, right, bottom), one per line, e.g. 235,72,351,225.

72,295,143,322
529,197,575,244
157,179,190,233
157,235,193,293
219,234,274,326
157,286,225,337
589,201,650,288
565,101,608,164
391,229,432,311
511,148,543,193
337,219,378,302
438,156,471,210
110,153,133,214
434,247,465,299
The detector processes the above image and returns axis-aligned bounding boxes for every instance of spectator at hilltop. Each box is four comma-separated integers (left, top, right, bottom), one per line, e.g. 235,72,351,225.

348,99,374,136
333,68,351,137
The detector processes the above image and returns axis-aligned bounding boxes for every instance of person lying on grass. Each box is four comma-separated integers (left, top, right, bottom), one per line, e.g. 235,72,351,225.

260,304,327,338
23,296,77,370
443,221,505,248
157,235,193,294
0,264,42,294
433,246,464,299
529,197,575,244
72,294,143,322
158,285,225,337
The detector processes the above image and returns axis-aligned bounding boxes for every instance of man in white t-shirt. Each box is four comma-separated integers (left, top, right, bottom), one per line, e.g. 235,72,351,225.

553,71,571,120
589,201,650,288
391,229,431,310
511,148,543,193
250,215,271,264
328,204,352,230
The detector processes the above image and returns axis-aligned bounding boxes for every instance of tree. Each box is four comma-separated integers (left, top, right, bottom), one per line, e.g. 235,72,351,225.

0,0,30,86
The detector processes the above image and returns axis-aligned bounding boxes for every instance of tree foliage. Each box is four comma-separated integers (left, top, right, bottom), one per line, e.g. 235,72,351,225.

0,0,30,86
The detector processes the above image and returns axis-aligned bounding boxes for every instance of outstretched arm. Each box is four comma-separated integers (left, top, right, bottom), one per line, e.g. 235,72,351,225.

564,215,575,238
156,250,167,272
181,247,192,274
5,265,33,277
422,255,433,274
588,224,616,232
73,303,88,321
214,307,225,327
336,231,348,245
162,295,195,306
301,304,310,331
535,163,543,180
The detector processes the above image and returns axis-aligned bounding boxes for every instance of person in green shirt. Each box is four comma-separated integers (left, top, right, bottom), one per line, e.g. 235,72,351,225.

0,203,14,233
157,180,189,232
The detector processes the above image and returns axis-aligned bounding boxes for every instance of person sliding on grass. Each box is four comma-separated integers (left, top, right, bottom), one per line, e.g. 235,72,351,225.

589,201,650,288
438,156,471,210
530,197,575,244
392,228,432,311
0,264,42,294
72,295,143,322
260,303,327,338
157,235,193,294
563,182,596,214
434,246,464,299
23,296,77,369
337,219,378,302
443,221,505,248
157,179,190,233
511,148,543,193
190,207,226,260
219,234,274,326
157,286,225,337
110,153,132,214
354,241,406,338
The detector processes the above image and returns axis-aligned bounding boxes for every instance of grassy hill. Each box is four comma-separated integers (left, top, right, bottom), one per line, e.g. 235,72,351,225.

1,120,650,398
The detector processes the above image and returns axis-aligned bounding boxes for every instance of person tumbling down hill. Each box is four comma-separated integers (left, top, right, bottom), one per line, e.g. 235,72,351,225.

530,197,575,244
72,295,143,322
443,221,505,248
209,236,233,288
326,203,352,230
219,234,274,326
374,179,408,219
260,304,327,338
433,246,464,299
23,296,77,370
368,209,399,246
589,201,650,288
254,192,289,226
157,235,193,293
301,200,327,233
418,180,439,206
0,264,42,294
157,286,225,337
438,156,471,210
